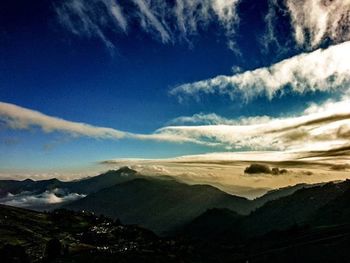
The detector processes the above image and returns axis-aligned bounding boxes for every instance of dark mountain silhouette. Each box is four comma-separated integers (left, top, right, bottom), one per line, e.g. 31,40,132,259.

0,178,62,197
240,180,350,237
311,180,350,226
0,167,139,198
0,204,195,263
183,208,243,242
66,166,139,194
3,179,350,262
251,182,325,209
65,177,251,235
184,180,350,242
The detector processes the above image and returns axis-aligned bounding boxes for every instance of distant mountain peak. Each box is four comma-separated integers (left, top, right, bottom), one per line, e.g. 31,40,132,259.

103,167,138,177
116,166,137,176
22,179,34,183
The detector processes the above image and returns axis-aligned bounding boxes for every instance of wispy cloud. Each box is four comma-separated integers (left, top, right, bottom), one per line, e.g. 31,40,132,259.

170,41,350,101
2,97,350,157
0,102,127,139
55,0,127,49
158,95,350,155
285,0,350,48
132,0,171,43
55,0,241,49
0,102,215,146
168,112,271,126
263,0,350,51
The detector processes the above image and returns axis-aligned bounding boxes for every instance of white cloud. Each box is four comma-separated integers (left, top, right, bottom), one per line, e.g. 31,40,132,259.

55,0,127,49
263,0,350,51
2,97,350,157
168,112,271,126
0,102,127,139
170,41,350,101
0,101,216,146
0,188,86,208
132,0,171,43
157,95,350,155
285,0,350,48
55,0,241,48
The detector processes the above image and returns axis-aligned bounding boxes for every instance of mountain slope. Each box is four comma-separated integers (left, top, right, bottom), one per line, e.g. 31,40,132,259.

0,178,62,197
240,180,350,237
65,167,139,194
183,208,243,242
311,180,350,226
65,177,251,234
182,180,350,241
0,167,139,197
0,204,195,263
251,182,324,209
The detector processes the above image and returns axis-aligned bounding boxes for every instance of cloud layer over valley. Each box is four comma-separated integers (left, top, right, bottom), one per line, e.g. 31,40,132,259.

0,188,85,209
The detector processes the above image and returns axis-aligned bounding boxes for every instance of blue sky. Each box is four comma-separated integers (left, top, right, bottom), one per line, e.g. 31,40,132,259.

1,0,350,176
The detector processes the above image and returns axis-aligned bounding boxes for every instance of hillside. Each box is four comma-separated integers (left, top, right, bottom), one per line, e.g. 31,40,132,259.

65,177,251,235
183,208,243,242
3,180,350,262
240,180,350,237
0,204,195,263
311,180,350,226
65,167,139,194
251,182,324,209
0,167,139,197
0,167,141,210
184,180,350,241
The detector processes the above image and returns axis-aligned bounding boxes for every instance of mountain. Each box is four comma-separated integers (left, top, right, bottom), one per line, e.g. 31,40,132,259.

0,204,196,263
251,182,325,210
311,180,350,226
0,167,141,210
182,208,243,242
183,184,323,240
65,166,139,194
0,178,62,197
65,177,251,235
185,180,350,240
0,167,139,197
3,180,350,262
241,180,350,237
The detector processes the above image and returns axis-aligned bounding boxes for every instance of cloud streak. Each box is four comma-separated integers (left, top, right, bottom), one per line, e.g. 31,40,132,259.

55,0,241,49
170,41,350,101
0,102,127,139
157,95,350,157
169,112,271,126
0,102,215,146
2,95,350,161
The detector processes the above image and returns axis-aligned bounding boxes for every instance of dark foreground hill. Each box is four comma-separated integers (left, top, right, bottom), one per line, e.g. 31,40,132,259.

0,204,196,263
2,201,350,263
65,177,251,235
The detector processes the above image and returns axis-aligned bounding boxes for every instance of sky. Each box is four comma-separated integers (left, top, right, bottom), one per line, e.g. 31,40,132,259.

1,0,350,179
